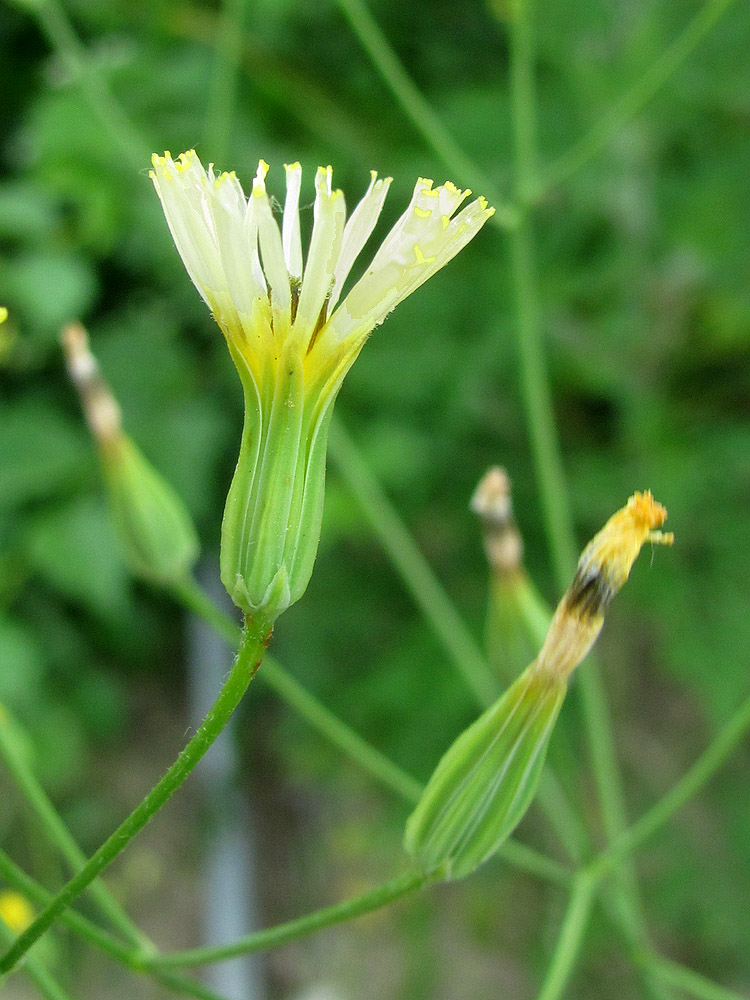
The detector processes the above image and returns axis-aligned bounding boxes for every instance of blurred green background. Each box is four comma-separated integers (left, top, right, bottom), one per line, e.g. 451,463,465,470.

1,0,749,996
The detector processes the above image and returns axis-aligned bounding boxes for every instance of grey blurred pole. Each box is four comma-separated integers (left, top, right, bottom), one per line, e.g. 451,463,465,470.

187,561,265,1000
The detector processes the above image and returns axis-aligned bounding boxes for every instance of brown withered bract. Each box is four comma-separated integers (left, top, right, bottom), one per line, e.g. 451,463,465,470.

535,491,673,682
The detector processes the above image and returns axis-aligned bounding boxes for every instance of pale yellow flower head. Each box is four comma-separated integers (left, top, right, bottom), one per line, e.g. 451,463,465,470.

150,150,494,390
150,150,495,620
0,891,34,935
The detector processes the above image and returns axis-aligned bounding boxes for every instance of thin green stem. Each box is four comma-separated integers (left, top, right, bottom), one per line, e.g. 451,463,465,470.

0,713,151,950
0,619,269,975
507,220,577,586
172,576,424,804
508,3,576,590
148,867,441,968
536,871,598,1000
334,0,517,227
506,4,671,998
498,840,571,888
595,691,750,874
28,0,149,171
261,657,424,803
0,848,231,1000
329,419,499,708
202,0,249,163
536,0,740,199
641,954,748,1000
0,919,72,1000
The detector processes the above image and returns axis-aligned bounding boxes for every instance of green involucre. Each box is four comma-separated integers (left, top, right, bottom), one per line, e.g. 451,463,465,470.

103,435,199,585
220,344,340,621
404,665,566,879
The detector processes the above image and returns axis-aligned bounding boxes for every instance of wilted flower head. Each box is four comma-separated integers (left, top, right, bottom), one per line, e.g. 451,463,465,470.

405,491,673,880
151,150,494,622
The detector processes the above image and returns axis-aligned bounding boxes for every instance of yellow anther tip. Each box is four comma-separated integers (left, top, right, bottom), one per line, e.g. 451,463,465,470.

626,490,668,531
581,490,672,591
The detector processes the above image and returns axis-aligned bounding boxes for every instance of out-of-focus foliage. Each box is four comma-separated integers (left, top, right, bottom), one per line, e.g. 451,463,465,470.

0,0,749,996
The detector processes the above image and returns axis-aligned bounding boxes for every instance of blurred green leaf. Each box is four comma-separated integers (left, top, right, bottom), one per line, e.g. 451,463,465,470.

24,493,131,623
0,401,90,507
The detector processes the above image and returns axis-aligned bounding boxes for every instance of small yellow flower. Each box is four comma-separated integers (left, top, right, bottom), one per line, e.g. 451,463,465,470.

151,150,494,620
0,307,8,324
0,891,34,935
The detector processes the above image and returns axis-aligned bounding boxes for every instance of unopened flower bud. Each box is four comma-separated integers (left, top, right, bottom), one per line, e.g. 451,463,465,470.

472,467,550,677
61,323,199,585
405,491,673,879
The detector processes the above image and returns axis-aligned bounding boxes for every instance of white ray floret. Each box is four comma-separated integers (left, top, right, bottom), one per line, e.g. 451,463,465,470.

150,150,495,378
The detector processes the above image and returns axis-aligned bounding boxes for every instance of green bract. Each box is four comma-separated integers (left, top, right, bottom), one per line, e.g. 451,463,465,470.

102,435,199,586
404,666,566,880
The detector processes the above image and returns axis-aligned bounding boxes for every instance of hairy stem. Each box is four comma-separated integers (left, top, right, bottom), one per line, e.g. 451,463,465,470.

0,919,71,1000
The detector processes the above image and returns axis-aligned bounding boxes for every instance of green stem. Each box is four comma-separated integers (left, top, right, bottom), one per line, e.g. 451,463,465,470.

507,219,577,588
202,0,248,163
536,0,740,199
536,871,598,1000
498,840,571,887
172,576,424,804
261,657,424,803
0,619,269,976
641,954,748,1000
334,0,517,227
148,867,441,968
595,691,750,873
0,919,72,1000
0,714,151,950
506,4,672,998
28,0,149,171
0,848,231,1000
329,419,499,708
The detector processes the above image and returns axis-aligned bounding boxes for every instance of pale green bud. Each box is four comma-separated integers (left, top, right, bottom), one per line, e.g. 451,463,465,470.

404,666,566,879
100,435,199,584
62,323,199,585
219,345,336,621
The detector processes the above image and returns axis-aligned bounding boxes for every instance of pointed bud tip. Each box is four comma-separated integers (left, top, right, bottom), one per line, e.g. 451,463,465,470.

470,466,512,523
